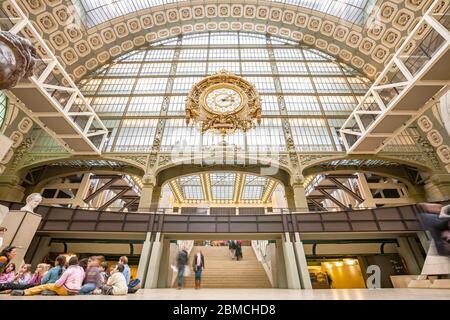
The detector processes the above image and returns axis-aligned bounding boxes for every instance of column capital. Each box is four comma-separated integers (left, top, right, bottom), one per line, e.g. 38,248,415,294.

290,174,304,187
142,173,156,186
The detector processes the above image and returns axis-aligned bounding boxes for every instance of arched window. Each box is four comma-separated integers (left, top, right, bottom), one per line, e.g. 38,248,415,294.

78,32,372,153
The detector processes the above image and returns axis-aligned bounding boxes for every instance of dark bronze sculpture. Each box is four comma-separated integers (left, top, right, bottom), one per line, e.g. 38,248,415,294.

0,31,38,89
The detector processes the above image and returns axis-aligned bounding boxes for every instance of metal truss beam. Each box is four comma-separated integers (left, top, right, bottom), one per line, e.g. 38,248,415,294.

1,0,108,155
307,198,327,211
83,176,122,203
340,0,450,154
326,177,365,203
98,187,131,211
317,189,347,210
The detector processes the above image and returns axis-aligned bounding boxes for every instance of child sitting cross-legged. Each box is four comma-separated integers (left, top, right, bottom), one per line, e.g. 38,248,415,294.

0,263,15,284
79,256,103,295
101,264,128,296
11,256,84,296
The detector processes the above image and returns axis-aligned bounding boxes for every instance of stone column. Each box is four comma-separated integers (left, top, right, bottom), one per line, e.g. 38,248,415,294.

293,232,312,289
138,174,156,212
292,184,308,211
144,232,163,289
397,237,421,275
282,232,301,289
423,174,450,201
136,232,153,285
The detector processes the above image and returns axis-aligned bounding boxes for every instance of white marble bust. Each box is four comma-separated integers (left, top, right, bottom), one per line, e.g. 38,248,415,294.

20,193,42,213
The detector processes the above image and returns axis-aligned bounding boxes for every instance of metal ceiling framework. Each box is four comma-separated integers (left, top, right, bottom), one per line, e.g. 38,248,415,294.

0,0,108,154
340,0,450,154
168,172,278,204
305,173,363,211
85,174,141,212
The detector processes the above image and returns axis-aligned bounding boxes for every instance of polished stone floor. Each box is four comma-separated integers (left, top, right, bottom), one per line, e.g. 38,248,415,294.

2,288,450,300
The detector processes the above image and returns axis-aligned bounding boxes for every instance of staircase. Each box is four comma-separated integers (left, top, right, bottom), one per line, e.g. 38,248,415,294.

177,246,272,288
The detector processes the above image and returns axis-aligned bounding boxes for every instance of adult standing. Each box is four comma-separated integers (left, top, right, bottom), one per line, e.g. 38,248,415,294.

176,247,189,289
192,250,205,289
228,240,236,260
235,240,243,261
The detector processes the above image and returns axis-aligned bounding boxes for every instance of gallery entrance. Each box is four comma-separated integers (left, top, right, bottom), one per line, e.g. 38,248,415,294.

172,239,272,288
137,233,310,289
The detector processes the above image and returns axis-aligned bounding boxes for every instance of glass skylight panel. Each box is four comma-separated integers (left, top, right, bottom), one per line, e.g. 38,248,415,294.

182,34,209,45
98,78,135,94
261,95,280,115
76,0,373,28
179,49,208,61
276,61,308,74
145,50,174,61
208,61,240,75
106,63,141,76
209,33,239,45
90,96,128,115
210,173,236,200
242,61,272,75
114,119,158,152
242,175,268,200
160,119,201,151
313,77,351,93
140,63,172,75
239,33,267,45
280,77,314,93
178,175,204,200
209,49,239,60
172,77,203,93
118,51,146,62
319,96,357,115
240,48,269,60
177,62,207,75
127,96,164,116
246,119,286,152
289,118,334,152
284,96,322,115
134,78,168,94
167,96,188,116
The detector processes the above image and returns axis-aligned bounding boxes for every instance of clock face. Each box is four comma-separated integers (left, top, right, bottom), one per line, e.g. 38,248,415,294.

205,87,242,114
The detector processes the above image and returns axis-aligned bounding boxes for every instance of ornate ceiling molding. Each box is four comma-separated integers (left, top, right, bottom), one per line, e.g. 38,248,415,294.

2,0,437,82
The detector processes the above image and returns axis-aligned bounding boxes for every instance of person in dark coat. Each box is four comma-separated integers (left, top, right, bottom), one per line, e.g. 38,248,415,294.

235,240,243,261
176,248,189,289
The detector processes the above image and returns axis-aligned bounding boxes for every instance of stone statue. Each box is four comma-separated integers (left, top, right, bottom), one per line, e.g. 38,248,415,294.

20,193,42,213
0,31,38,89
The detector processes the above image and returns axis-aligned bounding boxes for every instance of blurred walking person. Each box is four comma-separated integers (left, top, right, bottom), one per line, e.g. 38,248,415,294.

228,240,236,260
235,240,243,261
176,247,189,289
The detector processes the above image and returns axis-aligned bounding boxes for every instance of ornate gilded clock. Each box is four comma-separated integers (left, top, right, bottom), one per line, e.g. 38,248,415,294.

185,70,261,135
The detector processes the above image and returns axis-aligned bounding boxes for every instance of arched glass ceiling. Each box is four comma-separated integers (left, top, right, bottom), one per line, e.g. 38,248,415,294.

169,172,277,203
73,0,376,28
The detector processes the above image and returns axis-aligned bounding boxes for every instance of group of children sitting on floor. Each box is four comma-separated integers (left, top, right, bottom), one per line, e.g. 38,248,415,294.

0,246,140,296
